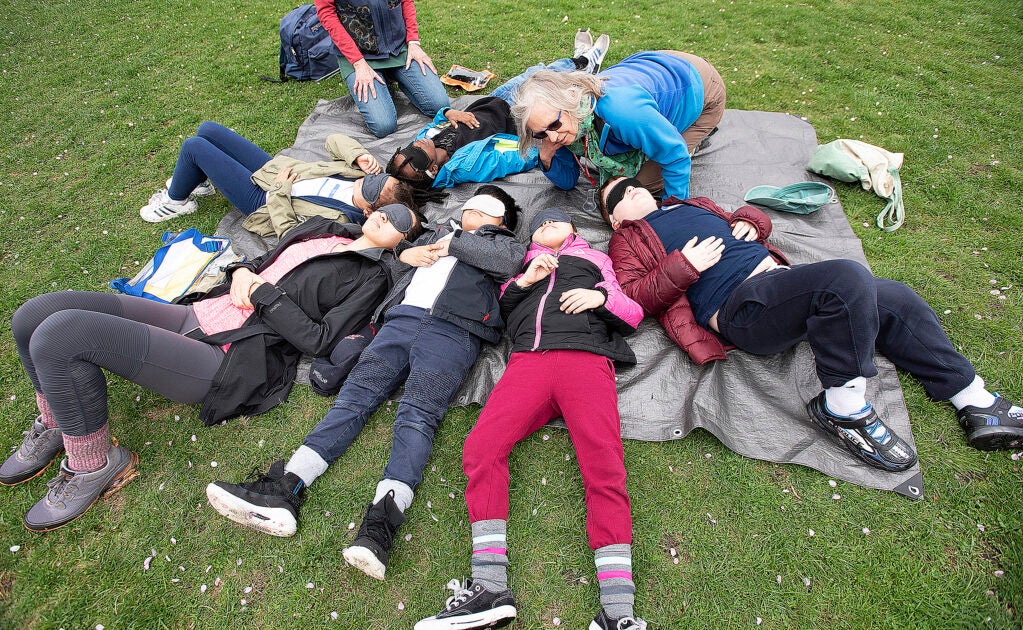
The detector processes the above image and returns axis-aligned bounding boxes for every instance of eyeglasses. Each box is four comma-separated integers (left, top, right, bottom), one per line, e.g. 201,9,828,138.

531,110,564,139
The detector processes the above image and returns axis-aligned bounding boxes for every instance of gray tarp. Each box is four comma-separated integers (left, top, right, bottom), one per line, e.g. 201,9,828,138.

216,95,923,499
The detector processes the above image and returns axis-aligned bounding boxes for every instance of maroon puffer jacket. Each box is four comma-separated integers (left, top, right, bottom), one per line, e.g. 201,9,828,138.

608,196,788,364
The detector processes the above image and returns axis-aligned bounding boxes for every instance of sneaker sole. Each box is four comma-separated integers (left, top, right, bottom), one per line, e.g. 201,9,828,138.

23,451,140,533
415,606,517,630
205,483,297,537
342,544,386,580
806,403,916,473
0,452,63,486
967,425,1023,451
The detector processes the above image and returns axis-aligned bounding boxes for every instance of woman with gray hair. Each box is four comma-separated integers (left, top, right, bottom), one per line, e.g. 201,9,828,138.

510,50,725,200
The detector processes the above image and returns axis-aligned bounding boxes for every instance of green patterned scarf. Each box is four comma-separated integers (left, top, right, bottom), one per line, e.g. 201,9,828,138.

569,113,646,186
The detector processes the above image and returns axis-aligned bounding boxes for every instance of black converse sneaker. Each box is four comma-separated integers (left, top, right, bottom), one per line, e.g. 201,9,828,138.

806,392,917,472
342,490,406,580
957,395,1023,450
414,579,517,630
205,460,305,537
589,609,648,630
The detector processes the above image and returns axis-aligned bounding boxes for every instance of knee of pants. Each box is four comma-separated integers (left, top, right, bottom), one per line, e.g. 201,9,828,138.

11,295,53,348
462,428,514,473
196,121,225,138
364,115,398,139
815,259,877,300
402,369,464,418
28,310,91,366
343,348,404,397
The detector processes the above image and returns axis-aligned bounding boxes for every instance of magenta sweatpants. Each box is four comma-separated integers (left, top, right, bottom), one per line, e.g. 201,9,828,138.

463,350,633,549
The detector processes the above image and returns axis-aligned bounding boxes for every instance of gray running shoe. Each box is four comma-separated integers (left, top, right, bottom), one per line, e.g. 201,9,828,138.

0,417,63,486
573,28,594,57
23,444,140,533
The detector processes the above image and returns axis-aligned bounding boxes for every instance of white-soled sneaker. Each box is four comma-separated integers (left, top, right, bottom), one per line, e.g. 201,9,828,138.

140,189,198,223
583,34,611,74
573,29,594,58
165,177,216,197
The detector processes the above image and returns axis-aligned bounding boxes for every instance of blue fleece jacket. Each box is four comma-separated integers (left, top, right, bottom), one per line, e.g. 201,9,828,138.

543,51,705,199
414,109,540,188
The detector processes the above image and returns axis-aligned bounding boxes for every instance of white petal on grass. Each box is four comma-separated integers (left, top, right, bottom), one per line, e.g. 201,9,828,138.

808,529,815,537
200,584,207,593
306,582,315,589
397,602,405,611
833,494,842,500
862,527,871,535
995,570,1005,577
756,618,763,626
553,617,562,626
348,522,355,530
776,575,782,584
143,556,152,571
828,479,837,487
331,612,339,620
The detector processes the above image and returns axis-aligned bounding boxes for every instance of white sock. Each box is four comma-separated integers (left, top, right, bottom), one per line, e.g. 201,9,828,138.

284,445,329,487
948,375,997,410
374,479,413,512
824,377,870,418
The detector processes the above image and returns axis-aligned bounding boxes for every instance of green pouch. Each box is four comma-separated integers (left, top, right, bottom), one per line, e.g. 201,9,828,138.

807,140,868,183
743,182,837,215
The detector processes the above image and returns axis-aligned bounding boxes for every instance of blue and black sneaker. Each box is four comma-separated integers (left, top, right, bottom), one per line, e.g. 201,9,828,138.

806,392,917,472
956,395,1023,451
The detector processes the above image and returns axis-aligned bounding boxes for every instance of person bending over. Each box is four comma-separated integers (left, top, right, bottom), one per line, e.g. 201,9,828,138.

206,186,526,582
140,121,415,237
0,207,422,532
600,177,1023,471
513,50,726,199
415,208,646,630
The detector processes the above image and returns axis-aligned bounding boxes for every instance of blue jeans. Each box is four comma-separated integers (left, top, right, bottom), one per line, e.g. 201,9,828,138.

344,63,450,138
716,259,976,400
301,305,481,489
168,122,271,215
490,58,577,105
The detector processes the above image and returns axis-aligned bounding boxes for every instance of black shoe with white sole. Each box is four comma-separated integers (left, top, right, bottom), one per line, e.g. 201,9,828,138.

206,460,304,537
414,579,517,630
957,395,1023,450
342,490,405,580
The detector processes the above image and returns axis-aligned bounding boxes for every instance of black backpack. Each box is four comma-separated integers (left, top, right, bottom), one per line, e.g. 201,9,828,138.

263,4,341,82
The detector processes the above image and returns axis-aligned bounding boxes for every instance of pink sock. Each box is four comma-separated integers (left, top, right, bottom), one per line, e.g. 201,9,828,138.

63,425,111,473
36,391,58,430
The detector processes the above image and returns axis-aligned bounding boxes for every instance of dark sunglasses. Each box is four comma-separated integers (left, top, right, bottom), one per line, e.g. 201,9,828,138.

531,110,564,139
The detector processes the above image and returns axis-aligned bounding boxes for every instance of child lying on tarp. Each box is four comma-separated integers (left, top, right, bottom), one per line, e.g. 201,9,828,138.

599,177,1023,472
385,31,610,189
139,121,417,238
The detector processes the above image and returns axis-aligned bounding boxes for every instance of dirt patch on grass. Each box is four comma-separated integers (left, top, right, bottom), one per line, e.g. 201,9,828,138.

0,571,13,604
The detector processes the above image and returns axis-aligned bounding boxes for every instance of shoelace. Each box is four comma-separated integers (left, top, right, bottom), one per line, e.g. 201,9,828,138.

864,420,892,445
45,470,76,507
617,617,647,630
443,578,473,610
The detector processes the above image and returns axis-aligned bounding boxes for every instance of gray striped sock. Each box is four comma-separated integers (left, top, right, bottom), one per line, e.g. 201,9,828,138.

470,519,509,592
595,543,635,620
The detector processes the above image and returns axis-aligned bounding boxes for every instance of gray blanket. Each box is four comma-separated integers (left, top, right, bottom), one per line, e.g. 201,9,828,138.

217,95,923,499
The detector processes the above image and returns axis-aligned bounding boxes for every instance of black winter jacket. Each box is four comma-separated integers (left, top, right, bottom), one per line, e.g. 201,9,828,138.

374,221,526,343
180,216,398,425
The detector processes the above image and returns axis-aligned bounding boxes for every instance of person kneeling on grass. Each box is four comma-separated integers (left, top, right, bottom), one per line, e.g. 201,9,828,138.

416,208,647,630
599,177,1023,471
206,186,526,581
139,121,416,239
0,207,421,532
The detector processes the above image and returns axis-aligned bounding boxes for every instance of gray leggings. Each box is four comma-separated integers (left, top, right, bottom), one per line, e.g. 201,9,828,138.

12,291,226,437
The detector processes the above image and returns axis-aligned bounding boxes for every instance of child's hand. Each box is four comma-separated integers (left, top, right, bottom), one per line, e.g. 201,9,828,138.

356,153,382,174
399,243,447,267
681,236,724,272
445,109,479,129
516,254,558,288
559,288,605,314
275,166,298,184
731,220,759,241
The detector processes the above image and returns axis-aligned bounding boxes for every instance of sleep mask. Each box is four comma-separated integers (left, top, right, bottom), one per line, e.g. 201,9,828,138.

361,173,391,205
379,203,416,234
604,177,642,216
393,144,432,174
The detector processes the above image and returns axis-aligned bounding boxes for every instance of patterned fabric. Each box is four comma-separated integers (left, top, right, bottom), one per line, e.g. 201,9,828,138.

568,113,645,186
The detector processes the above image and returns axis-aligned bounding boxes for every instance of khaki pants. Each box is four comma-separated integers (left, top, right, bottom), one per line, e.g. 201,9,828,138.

636,51,726,197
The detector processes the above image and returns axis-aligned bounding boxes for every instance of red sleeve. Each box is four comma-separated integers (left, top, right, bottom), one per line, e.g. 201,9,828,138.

730,205,774,240
401,0,420,41
315,0,364,64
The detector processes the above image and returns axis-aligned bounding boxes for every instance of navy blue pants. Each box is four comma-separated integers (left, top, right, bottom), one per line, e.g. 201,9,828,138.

302,305,481,489
716,259,975,401
168,122,272,215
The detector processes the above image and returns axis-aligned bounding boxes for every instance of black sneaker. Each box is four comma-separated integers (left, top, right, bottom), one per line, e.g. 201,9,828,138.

205,460,304,537
414,579,517,630
957,395,1023,450
589,609,648,630
342,490,406,580
806,392,917,472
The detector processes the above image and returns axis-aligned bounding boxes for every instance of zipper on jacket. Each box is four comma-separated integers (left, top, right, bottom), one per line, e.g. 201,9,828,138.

530,239,568,351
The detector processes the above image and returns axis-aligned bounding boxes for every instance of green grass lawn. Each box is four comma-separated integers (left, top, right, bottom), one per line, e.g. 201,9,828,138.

1,0,1021,627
